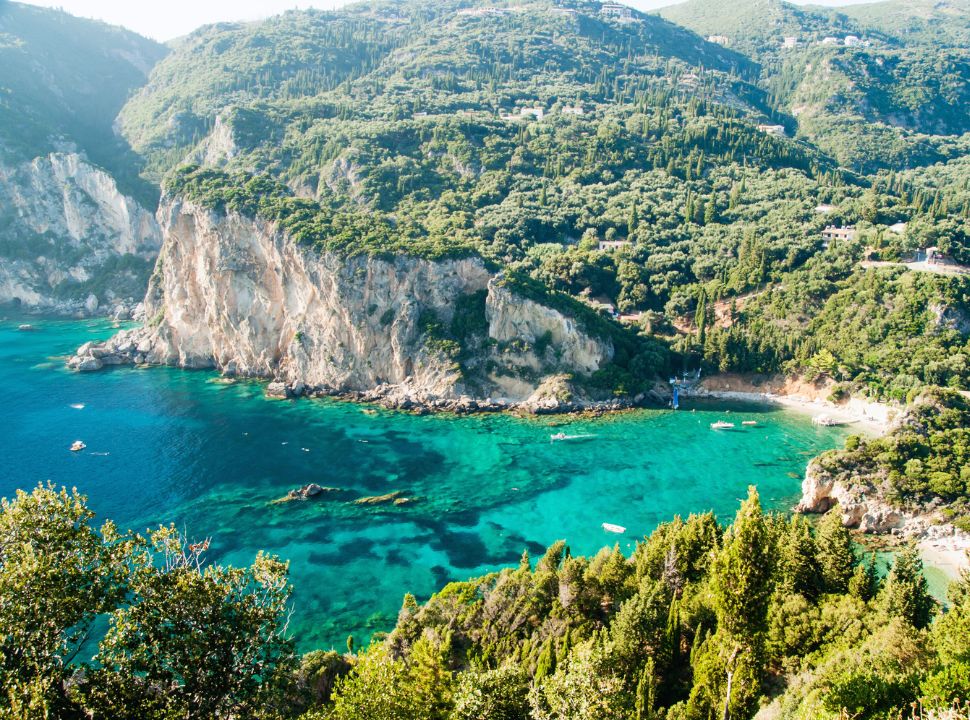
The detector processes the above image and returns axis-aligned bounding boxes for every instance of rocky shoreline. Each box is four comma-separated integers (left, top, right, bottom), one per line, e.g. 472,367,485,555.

796,452,970,580
67,326,668,416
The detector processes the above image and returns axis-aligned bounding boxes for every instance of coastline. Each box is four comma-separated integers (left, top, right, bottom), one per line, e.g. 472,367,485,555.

59,326,970,582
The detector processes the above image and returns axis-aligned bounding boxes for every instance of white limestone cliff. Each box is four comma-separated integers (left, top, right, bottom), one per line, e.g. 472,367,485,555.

70,199,615,406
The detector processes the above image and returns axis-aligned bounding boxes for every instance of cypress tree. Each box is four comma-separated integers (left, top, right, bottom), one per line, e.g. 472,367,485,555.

816,506,855,593
635,657,657,720
711,486,773,639
882,544,935,629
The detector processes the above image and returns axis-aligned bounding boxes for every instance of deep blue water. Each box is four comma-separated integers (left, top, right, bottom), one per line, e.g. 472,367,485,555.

1,315,855,651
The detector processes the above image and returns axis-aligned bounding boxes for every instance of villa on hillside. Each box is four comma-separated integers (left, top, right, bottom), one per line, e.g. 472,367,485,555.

600,3,633,21
707,35,729,46
782,36,798,48
598,240,632,252
457,7,509,16
888,222,908,235
758,124,787,137
500,106,545,121
562,104,584,116
822,225,856,242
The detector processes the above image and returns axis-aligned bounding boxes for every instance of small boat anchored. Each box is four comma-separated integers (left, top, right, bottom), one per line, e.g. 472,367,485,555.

602,522,626,534
812,414,842,427
70,440,86,452
550,432,596,442
742,420,758,426
710,421,735,430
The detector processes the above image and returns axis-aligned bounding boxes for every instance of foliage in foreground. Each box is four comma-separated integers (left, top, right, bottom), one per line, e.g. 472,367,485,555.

0,484,294,719
3,483,969,720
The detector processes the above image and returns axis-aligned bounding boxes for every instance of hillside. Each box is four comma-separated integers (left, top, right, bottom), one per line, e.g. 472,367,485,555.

659,0,970,172
835,0,970,47
0,2,166,193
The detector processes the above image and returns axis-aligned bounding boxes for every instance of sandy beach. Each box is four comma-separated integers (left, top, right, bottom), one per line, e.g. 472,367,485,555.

690,374,896,437
920,536,970,583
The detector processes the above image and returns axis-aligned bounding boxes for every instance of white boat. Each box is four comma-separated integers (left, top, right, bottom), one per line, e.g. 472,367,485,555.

812,414,840,427
710,421,735,430
742,420,758,426
18,324,34,331
602,522,626,534
550,432,596,442
70,440,86,452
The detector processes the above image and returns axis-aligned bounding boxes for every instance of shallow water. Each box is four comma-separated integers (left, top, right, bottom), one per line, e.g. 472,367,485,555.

1,315,854,651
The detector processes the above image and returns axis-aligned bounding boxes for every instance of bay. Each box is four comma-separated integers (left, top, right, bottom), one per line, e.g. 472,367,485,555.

0,315,851,651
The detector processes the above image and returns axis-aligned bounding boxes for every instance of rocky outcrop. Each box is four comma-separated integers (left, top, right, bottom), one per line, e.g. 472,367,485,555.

69,199,617,410
0,152,162,315
796,462,908,534
797,456,970,547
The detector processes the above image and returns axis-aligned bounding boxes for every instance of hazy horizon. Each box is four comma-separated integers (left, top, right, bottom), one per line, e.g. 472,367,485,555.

18,0,887,42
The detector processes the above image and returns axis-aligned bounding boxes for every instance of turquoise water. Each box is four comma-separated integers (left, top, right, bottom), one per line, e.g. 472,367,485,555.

1,315,853,651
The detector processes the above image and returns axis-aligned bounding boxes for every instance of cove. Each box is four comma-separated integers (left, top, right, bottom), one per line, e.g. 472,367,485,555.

1,315,851,651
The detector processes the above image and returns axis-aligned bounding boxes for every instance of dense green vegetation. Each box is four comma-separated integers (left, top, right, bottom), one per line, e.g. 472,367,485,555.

4,0,970,713
6,483,969,720
661,0,970,173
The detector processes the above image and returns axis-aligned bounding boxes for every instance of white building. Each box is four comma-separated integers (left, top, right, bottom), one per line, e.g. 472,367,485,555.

821,36,839,46
782,36,798,49
707,35,729,46
844,35,862,47
598,240,632,252
520,106,544,120
562,104,584,116
757,124,787,137
600,3,633,21
822,226,856,242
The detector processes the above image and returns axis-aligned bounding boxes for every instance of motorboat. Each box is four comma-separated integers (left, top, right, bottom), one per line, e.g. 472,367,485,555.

550,432,596,442
70,440,86,452
602,522,626,534
710,421,735,430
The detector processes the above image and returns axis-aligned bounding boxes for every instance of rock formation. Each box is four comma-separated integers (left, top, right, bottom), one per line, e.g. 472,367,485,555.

70,198,620,410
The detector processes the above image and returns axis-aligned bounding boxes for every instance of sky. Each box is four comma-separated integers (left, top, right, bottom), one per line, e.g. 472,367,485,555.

21,0,883,42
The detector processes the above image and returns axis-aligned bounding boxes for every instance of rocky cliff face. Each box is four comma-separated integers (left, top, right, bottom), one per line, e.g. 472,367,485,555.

0,152,162,316
70,199,615,406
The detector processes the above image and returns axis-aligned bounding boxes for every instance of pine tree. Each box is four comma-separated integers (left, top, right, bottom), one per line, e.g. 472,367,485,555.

848,552,879,601
779,515,823,599
535,638,556,681
410,630,455,720
711,486,773,639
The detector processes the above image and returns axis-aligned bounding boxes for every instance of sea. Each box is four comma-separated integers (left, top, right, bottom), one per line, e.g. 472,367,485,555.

1,314,867,651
